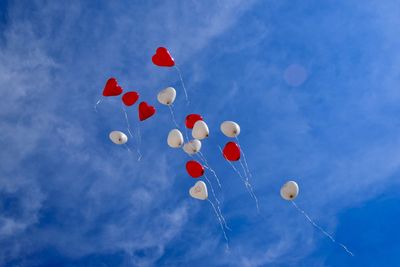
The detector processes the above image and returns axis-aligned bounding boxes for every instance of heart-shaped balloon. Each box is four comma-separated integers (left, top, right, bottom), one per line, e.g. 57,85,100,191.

220,121,240,138
185,114,203,129
189,181,208,200
183,139,202,155
138,101,156,121
192,120,209,140
167,129,184,148
122,91,139,106
109,131,128,145
186,160,204,178
102,77,123,96
152,47,175,67
222,141,241,161
157,87,176,105
280,181,299,201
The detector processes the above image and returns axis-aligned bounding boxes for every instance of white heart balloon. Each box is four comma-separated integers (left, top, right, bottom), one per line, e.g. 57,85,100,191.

220,121,240,138
183,139,202,155
157,87,176,106
167,129,184,148
280,181,299,201
192,120,209,140
109,131,128,145
189,181,208,200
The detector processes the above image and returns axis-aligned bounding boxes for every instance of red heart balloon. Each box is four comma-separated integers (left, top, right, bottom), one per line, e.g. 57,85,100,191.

152,47,175,67
223,141,241,161
186,160,204,178
102,77,123,96
122,91,139,106
138,101,156,121
185,114,203,129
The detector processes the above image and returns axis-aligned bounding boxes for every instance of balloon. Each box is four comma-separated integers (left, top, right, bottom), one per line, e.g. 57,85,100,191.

122,91,139,106
167,129,184,148
280,181,299,201
220,121,240,138
183,139,202,155
186,160,204,178
185,114,203,129
152,47,175,67
192,120,209,140
138,101,156,121
189,181,208,200
222,141,240,161
103,77,123,96
109,131,128,145
157,87,176,105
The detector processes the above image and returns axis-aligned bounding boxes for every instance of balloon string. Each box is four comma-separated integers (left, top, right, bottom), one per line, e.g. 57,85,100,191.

204,174,220,206
122,107,141,161
239,158,250,184
218,146,248,187
235,136,261,215
235,137,253,178
291,201,354,256
167,104,189,144
184,127,190,143
204,174,230,231
218,145,260,212
233,139,263,217
198,151,222,188
124,143,132,153
225,156,252,196
123,107,134,138
94,98,102,113
174,65,189,106
168,105,180,130
239,159,260,214
207,199,229,251
124,144,139,163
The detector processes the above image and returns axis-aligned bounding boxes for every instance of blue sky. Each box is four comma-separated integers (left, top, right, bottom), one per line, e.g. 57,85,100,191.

1,0,400,266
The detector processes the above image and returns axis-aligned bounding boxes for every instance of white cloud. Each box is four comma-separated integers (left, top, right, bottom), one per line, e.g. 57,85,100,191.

3,0,400,265
0,0,259,265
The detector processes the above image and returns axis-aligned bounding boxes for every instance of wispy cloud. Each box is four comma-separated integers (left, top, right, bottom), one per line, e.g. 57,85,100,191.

0,0,259,265
2,0,400,266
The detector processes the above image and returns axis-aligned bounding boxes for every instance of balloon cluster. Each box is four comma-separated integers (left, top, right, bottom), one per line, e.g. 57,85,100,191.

98,47,357,256
100,47,268,202
102,77,156,122
100,47,299,203
168,115,248,199
99,46,360,256
167,114,207,199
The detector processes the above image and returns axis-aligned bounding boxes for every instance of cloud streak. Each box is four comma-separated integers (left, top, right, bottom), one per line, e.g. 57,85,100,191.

2,0,400,266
